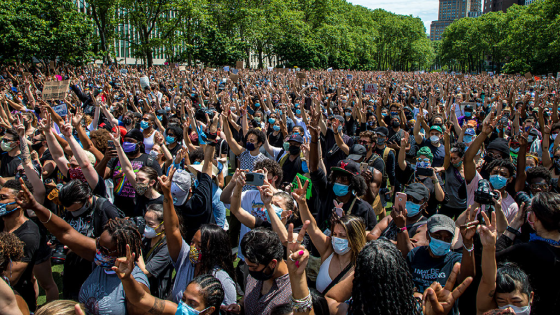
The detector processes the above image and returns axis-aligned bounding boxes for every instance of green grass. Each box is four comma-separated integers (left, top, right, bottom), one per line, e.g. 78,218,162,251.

37,263,64,306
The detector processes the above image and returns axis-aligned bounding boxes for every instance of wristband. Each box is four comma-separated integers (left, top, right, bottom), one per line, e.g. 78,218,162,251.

506,226,521,237
397,226,407,233
463,243,474,252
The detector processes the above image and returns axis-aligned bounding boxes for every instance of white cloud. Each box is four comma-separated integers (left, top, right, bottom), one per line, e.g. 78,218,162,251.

348,0,439,34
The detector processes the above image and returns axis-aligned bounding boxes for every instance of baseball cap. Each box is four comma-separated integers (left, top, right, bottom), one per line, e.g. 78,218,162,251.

427,214,456,236
187,161,219,178
465,128,476,136
404,183,430,201
375,126,389,137
347,144,367,161
331,159,360,177
288,134,304,144
430,125,443,134
171,169,192,205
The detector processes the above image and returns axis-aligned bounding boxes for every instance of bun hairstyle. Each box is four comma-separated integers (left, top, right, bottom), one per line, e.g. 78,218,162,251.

450,142,467,157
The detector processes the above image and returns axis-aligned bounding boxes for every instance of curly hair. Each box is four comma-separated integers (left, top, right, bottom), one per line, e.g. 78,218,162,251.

246,128,266,146
241,228,284,265
198,224,236,282
350,239,420,315
89,128,112,153
104,218,142,261
328,171,367,196
359,130,375,143
0,232,24,273
486,159,516,178
188,275,224,315
255,159,283,187
189,147,204,163
526,166,551,185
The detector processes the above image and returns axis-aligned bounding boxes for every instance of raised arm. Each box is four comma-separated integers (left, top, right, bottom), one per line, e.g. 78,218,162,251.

110,132,138,188
41,112,70,176
16,178,96,261
60,115,100,190
158,167,183,263
443,130,451,170
14,115,45,204
332,119,349,155
221,114,243,156
413,114,423,145
398,134,408,171
464,119,493,183
476,211,498,315
229,170,256,228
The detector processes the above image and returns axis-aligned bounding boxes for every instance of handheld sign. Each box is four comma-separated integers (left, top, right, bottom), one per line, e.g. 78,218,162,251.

236,61,243,69
139,76,149,89
364,84,378,94
347,74,353,80
42,80,70,100
52,103,68,117
224,66,230,72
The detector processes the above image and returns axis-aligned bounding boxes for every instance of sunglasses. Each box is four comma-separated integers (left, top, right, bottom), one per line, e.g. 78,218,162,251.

96,237,118,256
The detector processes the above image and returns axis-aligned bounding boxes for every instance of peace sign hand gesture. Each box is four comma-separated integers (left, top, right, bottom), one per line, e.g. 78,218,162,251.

286,222,310,274
423,263,473,315
477,211,497,247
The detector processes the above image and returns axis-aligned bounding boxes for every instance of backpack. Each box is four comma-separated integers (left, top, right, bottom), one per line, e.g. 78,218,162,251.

90,196,125,237
368,147,394,186
277,150,304,167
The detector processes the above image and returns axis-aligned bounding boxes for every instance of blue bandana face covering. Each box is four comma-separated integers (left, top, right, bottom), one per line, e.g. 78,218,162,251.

0,201,17,217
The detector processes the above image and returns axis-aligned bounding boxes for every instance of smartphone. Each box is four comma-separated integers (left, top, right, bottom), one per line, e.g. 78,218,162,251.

360,162,368,174
245,172,265,186
395,192,407,212
416,167,434,177
108,140,115,150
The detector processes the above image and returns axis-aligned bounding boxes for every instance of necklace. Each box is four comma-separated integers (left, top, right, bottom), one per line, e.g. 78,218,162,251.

529,233,560,246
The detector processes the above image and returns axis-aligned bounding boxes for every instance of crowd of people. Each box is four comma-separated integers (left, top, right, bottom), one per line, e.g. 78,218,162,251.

0,63,558,315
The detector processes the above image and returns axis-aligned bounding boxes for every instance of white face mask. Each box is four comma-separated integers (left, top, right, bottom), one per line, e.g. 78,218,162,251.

430,135,440,143
499,304,530,315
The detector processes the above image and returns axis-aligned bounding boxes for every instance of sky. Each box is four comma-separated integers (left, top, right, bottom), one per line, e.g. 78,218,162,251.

348,0,440,34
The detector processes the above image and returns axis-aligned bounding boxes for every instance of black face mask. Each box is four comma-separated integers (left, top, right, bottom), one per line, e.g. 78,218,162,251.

249,264,275,281
392,121,400,128
31,142,43,151
123,118,132,125
289,145,301,155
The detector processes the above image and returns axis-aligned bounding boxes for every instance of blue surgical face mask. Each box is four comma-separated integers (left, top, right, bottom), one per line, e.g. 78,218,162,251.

255,103,260,107
429,237,451,256
525,166,532,172
465,112,472,117
273,125,281,131
296,109,301,115
157,115,163,121
265,204,284,222
333,183,349,197
490,174,508,190
268,118,276,124
510,147,520,153
0,201,18,217
302,160,309,173
405,201,422,217
165,106,171,112
175,300,208,315
122,142,137,153
331,236,351,255
166,136,176,144
140,121,149,129
463,135,473,143
345,112,352,117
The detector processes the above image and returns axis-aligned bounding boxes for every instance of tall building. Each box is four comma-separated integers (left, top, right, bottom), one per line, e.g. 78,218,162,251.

484,0,526,13
430,0,482,41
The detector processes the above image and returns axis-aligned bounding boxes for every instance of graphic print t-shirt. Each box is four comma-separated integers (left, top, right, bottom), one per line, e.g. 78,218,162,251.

406,246,461,292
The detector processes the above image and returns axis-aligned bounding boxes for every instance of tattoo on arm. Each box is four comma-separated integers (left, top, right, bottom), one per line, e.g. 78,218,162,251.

147,298,165,315
163,197,169,203
20,138,30,163
488,290,495,298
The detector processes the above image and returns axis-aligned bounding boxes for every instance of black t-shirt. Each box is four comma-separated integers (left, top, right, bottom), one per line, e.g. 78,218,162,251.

321,129,354,176
175,172,214,243
39,149,58,182
0,152,21,177
134,195,164,217
309,168,377,231
142,237,173,299
168,143,182,156
12,220,40,312
497,240,560,314
107,154,163,216
397,162,444,216
268,131,284,148
281,155,304,184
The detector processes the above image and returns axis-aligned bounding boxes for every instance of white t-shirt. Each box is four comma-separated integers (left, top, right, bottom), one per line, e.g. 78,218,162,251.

237,190,267,261
466,171,518,222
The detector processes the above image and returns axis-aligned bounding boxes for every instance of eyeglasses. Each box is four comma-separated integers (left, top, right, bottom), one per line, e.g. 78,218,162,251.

96,237,118,256
358,140,371,145
530,183,549,190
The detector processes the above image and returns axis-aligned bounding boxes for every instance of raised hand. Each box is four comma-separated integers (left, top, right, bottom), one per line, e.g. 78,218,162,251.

286,222,310,274
291,176,309,203
60,114,74,138
423,263,473,315
258,184,274,205
13,114,25,139
72,106,84,127
391,203,407,228
112,244,135,279
460,206,479,244
154,132,164,145
477,211,497,247
16,178,40,210
158,165,176,195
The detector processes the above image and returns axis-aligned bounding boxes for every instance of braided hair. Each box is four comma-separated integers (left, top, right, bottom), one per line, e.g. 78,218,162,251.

0,232,24,273
104,218,142,261
350,239,420,315
189,275,224,315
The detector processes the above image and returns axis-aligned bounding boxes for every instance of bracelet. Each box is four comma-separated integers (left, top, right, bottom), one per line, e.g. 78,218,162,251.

291,293,312,313
463,243,474,252
397,226,407,233
506,226,521,237
40,210,53,224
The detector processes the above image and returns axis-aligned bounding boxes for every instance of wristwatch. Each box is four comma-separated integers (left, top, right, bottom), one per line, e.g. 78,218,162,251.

506,226,521,237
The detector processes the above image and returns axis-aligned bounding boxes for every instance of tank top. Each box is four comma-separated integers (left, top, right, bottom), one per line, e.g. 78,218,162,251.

144,131,156,153
316,253,334,293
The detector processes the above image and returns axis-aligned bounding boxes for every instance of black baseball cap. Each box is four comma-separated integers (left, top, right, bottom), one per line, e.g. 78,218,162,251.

404,183,430,201
375,126,389,137
331,159,360,177
348,144,367,161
